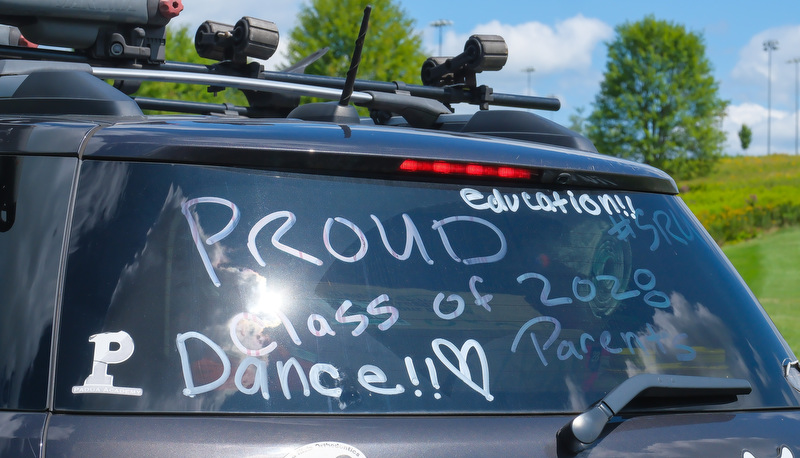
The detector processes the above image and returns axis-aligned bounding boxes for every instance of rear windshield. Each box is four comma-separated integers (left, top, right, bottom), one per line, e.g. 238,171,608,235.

55,161,799,414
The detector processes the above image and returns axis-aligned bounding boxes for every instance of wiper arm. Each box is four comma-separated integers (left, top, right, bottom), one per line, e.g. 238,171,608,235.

556,374,752,454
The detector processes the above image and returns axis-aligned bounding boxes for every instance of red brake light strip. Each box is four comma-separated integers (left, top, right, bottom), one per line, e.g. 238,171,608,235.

399,159,532,179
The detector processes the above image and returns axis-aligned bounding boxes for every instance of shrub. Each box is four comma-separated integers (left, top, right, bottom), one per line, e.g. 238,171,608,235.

679,155,800,244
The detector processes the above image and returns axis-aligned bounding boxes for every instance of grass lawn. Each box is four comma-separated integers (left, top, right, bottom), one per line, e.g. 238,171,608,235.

722,226,800,357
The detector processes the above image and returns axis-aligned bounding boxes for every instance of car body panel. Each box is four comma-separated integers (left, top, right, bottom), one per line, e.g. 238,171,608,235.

0,412,45,458
0,120,97,155
0,155,75,409
43,411,800,457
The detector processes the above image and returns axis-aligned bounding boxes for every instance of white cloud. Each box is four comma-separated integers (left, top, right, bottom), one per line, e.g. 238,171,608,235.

724,103,798,155
730,25,800,107
726,103,769,127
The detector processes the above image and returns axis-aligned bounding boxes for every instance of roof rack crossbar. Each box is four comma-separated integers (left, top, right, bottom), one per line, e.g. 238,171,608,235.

133,97,248,115
261,71,560,111
0,43,560,112
91,67,373,103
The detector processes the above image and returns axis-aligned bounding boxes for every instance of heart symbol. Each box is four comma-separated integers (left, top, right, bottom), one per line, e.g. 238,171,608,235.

432,338,493,401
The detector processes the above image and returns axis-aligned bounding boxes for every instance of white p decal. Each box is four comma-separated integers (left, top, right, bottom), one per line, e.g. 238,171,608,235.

84,331,135,385
72,331,143,396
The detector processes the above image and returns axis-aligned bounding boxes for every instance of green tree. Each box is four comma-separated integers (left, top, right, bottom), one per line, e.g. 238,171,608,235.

285,0,425,84
739,123,752,151
133,25,246,107
587,16,728,179
568,106,588,136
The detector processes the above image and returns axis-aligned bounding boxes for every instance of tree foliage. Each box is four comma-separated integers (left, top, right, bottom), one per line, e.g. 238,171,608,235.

739,124,752,151
568,106,588,136
133,25,246,107
285,0,426,84
587,16,728,179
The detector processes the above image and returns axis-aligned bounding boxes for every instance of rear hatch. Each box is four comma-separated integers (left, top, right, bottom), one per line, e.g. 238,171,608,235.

48,120,800,456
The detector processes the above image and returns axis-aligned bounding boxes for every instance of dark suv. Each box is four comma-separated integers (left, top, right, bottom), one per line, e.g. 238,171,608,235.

2,1,800,457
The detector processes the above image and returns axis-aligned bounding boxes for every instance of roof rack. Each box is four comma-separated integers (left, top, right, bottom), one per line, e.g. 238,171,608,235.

0,0,182,62
0,0,599,153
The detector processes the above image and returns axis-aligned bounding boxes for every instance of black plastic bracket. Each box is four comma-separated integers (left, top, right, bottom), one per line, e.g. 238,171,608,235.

420,35,508,88
195,17,278,65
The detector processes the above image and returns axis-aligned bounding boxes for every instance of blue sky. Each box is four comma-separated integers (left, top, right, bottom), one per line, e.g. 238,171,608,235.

178,1,800,156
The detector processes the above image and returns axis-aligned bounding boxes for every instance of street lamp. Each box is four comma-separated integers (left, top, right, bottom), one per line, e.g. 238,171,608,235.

764,39,779,155
430,19,453,56
522,67,535,96
789,57,800,155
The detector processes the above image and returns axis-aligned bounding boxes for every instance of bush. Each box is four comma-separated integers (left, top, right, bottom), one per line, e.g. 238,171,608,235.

679,155,800,244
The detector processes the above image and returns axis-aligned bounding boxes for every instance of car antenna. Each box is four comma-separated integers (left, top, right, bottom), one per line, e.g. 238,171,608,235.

339,5,371,107
287,5,371,124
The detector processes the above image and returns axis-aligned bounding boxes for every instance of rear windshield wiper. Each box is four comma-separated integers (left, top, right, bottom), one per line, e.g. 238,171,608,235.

556,374,752,454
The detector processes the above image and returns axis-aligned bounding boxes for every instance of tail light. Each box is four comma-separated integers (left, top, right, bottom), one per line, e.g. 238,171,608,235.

399,159,533,180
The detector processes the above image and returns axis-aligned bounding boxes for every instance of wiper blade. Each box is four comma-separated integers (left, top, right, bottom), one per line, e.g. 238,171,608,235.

556,374,752,454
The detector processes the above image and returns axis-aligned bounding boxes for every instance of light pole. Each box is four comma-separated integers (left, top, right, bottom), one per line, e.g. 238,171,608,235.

430,19,453,56
764,39,779,155
523,67,535,96
789,57,800,155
